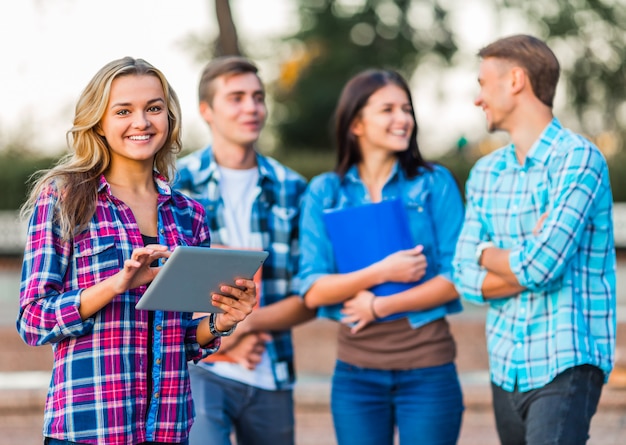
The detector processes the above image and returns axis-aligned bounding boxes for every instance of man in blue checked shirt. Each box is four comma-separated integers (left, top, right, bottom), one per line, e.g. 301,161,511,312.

173,56,314,445
453,34,616,445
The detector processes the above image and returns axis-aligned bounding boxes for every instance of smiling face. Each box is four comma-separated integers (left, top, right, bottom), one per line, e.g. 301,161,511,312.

474,57,516,133
200,72,267,151
351,84,414,156
99,74,169,167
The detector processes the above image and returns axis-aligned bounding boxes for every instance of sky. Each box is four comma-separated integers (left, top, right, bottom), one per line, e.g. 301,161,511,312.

0,0,513,157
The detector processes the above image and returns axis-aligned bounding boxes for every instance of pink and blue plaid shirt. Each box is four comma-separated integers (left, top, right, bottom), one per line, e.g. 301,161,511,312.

17,173,217,444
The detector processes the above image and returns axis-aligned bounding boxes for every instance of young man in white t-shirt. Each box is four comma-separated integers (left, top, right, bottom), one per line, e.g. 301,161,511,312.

173,56,314,445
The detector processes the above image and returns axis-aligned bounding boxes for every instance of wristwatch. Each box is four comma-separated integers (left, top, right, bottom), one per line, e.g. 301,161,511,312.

208,312,237,337
475,241,495,266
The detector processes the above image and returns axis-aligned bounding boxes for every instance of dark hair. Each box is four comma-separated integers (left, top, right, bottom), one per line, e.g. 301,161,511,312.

478,34,560,107
198,56,261,105
333,69,429,178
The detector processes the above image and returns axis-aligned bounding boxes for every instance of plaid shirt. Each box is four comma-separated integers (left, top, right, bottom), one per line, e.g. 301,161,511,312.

17,174,217,444
453,118,616,391
174,146,307,385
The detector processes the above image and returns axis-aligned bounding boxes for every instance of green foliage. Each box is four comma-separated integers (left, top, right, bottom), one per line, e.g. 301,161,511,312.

274,148,335,181
272,0,457,152
0,151,59,210
435,153,474,201
267,0,625,159
607,151,626,203
495,0,626,135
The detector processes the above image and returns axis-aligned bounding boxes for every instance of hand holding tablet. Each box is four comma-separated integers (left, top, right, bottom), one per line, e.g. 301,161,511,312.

135,246,268,313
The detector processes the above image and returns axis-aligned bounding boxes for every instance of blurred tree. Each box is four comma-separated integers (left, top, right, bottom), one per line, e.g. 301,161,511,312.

181,0,243,63
214,0,242,56
268,0,625,158
0,149,58,210
495,0,626,141
271,0,458,154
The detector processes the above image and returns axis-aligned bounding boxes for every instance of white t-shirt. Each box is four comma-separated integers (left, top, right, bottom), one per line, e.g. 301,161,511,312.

209,165,278,390
217,165,259,248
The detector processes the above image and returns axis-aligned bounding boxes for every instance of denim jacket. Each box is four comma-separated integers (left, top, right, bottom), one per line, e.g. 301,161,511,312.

298,162,464,328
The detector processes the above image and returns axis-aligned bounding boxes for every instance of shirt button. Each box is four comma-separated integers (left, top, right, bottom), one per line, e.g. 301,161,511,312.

520,171,526,178
154,392,160,399
519,308,525,315
156,325,162,331
417,206,423,212
159,228,165,234
156,358,161,365
516,343,522,349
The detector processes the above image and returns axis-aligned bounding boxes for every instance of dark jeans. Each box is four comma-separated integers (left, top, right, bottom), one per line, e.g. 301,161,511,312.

45,439,188,445
491,365,604,445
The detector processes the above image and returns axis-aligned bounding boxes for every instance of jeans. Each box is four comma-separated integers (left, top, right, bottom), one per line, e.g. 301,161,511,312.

188,365,294,445
491,364,604,445
45,439,188,445
331,360,464,445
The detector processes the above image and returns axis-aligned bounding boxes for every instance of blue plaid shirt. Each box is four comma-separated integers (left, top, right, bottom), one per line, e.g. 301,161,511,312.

173,146,307,385
453,118,616,392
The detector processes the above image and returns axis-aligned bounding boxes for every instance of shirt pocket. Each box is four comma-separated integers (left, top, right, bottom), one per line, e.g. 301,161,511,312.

405,200,434,251
74,235,121,288
405,198,438,278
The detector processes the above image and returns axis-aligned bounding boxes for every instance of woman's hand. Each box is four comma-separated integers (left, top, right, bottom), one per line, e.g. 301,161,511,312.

112,244,170,294
376,245,427,284
79,244,170,320
341,290,378,334
212,278,257,333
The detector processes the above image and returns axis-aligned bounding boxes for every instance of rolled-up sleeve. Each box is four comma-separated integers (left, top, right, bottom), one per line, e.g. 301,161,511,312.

17,189,95,345
452,172,489,304
297,177,338,297
185,316,220,362
509,144,609,289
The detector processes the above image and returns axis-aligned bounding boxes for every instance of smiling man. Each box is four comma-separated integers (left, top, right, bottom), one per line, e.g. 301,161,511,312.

173,56,313,445
453,35,617,445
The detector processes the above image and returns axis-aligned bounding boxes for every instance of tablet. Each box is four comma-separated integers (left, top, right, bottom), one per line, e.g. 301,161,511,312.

135,246,269,313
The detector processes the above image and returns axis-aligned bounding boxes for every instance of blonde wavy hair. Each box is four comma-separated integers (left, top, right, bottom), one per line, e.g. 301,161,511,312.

21,57,183,240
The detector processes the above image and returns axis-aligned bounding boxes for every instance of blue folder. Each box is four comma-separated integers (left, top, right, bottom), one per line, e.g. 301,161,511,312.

322,199,419,321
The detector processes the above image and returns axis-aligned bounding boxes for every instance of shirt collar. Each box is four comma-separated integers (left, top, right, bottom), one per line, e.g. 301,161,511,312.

526,117,562,165
97,171,172,198
344,160,402,185
199,145,275,187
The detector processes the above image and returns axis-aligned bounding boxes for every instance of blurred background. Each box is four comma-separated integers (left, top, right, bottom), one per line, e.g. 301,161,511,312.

1,0,625,200
1,1,625,443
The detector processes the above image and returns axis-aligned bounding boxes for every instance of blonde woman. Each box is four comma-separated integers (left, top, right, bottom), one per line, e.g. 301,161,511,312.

17,57,256,445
